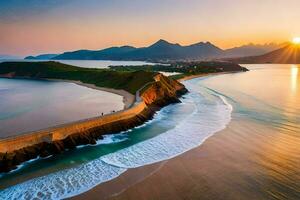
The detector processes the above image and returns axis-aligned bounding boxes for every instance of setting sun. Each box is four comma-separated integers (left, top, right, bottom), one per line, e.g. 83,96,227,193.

293,37,300,44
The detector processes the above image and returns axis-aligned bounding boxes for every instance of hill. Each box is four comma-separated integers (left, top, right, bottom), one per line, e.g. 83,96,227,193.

25,54,58,60
53,46,136,60
223,43,283,58
0,61,157,94
226,44,300,64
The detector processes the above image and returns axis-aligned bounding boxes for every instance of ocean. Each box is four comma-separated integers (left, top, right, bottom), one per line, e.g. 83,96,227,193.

0,64,299,200
0,78,123,138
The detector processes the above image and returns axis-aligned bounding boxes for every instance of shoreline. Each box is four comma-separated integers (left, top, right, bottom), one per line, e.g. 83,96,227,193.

0,73,187,173
47,79,135,109
178,71,240,82
70,71,245,200
71,118,250,200
0,75,135,109
69,71,242,200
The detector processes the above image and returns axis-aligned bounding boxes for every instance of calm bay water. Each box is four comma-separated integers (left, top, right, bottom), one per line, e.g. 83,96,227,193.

0,59,156,69
0,78,123,138
0,64,299,199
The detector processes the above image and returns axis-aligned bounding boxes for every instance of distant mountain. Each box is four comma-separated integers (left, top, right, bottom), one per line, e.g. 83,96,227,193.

52,40,223,61
223,43,283,58
226,44,300,64
0,54,21,60
184,42,224,58
27,40,288,61
25,54,58,60
54,46,136,60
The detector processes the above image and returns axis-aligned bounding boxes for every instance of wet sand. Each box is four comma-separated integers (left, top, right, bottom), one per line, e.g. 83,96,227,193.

71,116,300,200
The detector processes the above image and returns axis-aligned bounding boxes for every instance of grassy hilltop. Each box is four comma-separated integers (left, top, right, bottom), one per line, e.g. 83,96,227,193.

0,61,157,94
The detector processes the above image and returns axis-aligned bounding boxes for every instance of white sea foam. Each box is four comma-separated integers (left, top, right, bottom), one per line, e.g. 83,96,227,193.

101,87,232,168
0,160,126,200
0,80,233,199
97,133,128,145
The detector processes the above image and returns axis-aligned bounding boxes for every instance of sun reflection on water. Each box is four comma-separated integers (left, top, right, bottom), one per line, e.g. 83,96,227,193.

291,65,298,94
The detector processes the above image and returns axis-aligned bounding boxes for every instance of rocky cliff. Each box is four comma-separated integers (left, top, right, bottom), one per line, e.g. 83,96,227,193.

0,74,187,173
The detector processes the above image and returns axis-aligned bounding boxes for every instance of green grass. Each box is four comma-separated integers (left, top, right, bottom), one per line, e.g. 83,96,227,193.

110,61,248,80
0,61,157,94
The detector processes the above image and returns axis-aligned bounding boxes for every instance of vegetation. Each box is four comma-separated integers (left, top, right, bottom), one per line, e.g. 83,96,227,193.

0,61,247,94
110,61,248,80
0,61,157,94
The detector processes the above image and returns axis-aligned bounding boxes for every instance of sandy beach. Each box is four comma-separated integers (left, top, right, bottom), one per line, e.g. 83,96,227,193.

71,69,300,200
70,118,254,200
70,73,242,200
71,116,299,200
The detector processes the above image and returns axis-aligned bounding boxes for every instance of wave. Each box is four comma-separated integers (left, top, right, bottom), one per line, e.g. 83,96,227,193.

0,160,126,200
101,88,232,168
0,80,233,199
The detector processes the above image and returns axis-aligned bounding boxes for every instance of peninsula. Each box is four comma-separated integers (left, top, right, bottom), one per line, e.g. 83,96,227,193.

0,61,247,173
0,61,187,172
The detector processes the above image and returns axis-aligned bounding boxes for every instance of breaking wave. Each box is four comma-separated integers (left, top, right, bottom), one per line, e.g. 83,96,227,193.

0,79,233,200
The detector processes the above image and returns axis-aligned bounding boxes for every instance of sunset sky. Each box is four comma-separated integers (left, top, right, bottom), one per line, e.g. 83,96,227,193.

1,0,300,56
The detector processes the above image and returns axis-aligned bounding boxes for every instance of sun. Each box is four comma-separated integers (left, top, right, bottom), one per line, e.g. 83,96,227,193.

292,37,300,44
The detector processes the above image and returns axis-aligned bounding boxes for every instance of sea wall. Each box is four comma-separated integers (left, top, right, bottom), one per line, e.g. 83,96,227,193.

0,74,187,172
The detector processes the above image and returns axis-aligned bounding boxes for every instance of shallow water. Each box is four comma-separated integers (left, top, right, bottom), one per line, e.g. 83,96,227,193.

0,64,299,200
194,64,300,199
0,78,123,137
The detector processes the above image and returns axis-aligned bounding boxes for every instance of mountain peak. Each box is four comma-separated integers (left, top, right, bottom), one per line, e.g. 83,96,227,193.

190,41,213,46
156,39,170,44
150,39,180,48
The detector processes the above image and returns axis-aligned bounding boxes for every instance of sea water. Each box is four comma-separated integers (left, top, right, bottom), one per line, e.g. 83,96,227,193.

0,78,123,138
0,74,232,199
1,64,299,200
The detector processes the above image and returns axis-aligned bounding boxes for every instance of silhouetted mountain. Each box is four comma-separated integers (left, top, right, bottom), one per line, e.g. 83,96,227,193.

54,46,136,60
25,54,58,60
0,55,21,60
184,42,223,59
226,44,300,64
223,43,283,58
27,40,289,61
52,40,223,61
123,40,184,60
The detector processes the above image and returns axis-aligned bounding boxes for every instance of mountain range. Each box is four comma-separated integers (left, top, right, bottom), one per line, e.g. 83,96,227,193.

226,44,300,64
25,54,58,60
25,40,283,61
223,43,285,58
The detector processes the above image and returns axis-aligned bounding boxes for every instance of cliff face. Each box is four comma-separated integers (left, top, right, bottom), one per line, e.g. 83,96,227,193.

141,74,187,106
0,74,187,173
